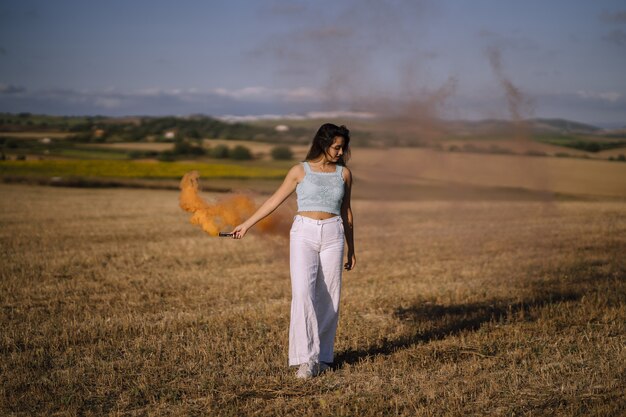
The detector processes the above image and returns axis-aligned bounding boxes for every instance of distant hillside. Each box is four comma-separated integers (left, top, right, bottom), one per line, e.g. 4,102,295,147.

0,112,310,143
529,118,601,134
443,118,601,136
1,113,623,153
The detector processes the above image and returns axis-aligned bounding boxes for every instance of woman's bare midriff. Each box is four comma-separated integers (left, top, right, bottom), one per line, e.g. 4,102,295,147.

298,211,339,221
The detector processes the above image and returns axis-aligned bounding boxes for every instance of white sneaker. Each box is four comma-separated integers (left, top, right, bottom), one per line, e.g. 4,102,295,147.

295,361,331,379
296,362,314,379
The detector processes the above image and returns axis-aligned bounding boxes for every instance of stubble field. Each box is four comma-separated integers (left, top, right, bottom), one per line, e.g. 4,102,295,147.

1,168,625,415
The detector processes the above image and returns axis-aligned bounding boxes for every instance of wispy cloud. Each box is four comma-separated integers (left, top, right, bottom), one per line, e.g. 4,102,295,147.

576,90,622,103
2,83,625,126
0,85,329,116
217,110,376,122
23,86,326,106
93,97,124,109
212,86,323,102
0,83,25,94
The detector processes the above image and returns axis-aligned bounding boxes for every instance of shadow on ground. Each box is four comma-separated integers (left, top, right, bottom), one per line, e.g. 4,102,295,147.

333,249,626,370
333,281,583,369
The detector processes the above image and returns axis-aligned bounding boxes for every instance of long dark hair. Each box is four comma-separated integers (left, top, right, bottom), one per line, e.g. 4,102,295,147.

305,123,351,166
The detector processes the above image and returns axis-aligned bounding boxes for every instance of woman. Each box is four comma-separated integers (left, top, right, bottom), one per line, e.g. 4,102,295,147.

231,123,356,379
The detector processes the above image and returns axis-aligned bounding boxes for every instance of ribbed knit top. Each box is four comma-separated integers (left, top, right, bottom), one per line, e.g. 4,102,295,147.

296,162,345,215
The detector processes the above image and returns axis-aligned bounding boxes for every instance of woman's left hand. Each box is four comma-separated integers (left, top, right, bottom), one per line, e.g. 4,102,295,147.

344,252,356,271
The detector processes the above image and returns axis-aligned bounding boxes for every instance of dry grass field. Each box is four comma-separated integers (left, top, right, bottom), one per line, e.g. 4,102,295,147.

1,174,625,416
350,147,626,200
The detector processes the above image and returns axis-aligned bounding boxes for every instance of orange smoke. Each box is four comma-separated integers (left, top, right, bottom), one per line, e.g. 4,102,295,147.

179,170,288,237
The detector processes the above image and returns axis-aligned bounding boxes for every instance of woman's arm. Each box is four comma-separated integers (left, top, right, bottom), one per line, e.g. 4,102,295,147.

340,167,356,270
231,164,302,239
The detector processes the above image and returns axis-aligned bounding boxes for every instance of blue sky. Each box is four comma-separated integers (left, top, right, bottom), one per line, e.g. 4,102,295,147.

1,0,625,126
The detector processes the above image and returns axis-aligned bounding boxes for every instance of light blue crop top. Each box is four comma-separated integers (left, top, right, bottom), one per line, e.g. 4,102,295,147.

296,162,345,215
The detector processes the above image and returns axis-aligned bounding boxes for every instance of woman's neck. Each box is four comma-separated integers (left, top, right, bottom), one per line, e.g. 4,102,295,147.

308,158,335,172
310,157,333,166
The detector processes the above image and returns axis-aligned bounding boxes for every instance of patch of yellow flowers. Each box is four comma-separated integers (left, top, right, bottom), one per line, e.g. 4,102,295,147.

0,160,287,179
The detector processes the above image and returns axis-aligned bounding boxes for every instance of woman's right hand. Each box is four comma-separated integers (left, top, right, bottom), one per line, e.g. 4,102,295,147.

231,223,248,239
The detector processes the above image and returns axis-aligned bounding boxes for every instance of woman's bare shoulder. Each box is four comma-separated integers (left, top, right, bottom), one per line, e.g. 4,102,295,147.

287,163,305,181
289,162,305,173
341,165,352,182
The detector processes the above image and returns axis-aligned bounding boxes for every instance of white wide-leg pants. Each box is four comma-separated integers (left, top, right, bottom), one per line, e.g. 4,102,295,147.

289,215,345,366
